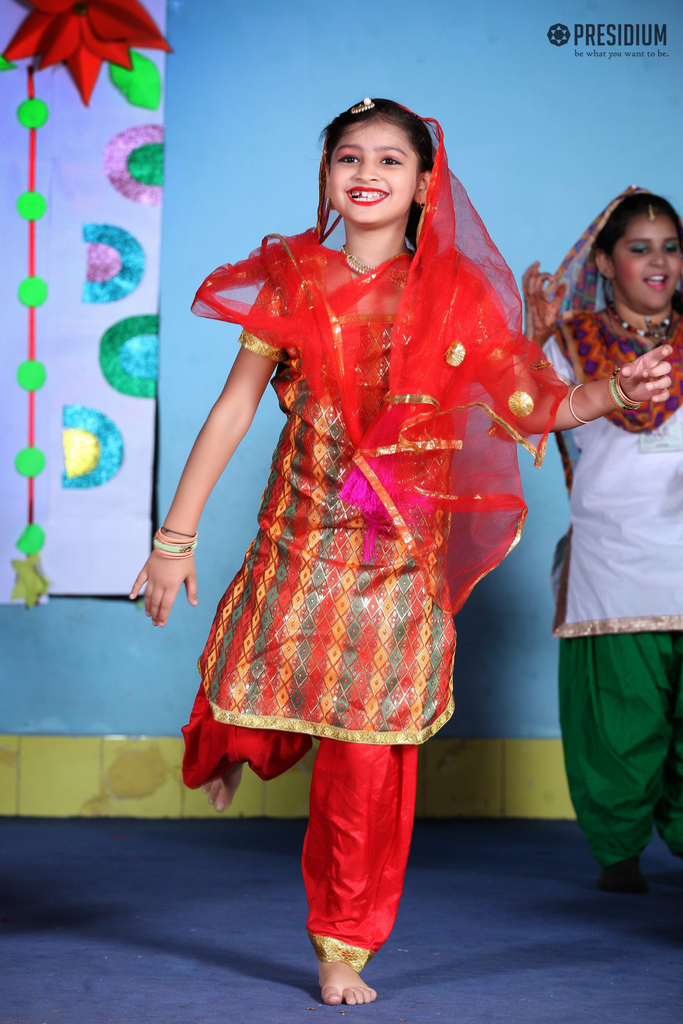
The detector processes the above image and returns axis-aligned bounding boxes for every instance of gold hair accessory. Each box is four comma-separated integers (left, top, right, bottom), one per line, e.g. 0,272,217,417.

647,203,656,222
350,97,375,115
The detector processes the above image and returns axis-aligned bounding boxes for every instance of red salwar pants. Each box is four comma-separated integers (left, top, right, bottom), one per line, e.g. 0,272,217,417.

182,687,417,970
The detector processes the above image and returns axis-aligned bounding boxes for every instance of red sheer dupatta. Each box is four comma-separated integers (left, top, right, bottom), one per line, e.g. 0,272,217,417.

191,117,566,613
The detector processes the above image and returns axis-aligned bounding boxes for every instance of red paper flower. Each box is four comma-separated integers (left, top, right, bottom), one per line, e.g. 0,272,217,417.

4,0,171,105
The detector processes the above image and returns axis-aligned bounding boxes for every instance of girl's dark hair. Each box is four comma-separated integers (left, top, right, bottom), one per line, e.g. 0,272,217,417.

595,192,683,313
595,192,682,253
321,98,434,248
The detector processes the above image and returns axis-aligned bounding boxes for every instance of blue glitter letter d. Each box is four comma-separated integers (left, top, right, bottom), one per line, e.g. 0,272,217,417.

83,224,145,303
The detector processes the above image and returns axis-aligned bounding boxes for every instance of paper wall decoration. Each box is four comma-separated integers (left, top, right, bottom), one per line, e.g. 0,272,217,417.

109,49,161,109
62,405,124,487
100,315,158,398
8,67,50,605
104,124,163,204
11,554,49,608
83,223,145,302
3,1,170,106
1,0,167,601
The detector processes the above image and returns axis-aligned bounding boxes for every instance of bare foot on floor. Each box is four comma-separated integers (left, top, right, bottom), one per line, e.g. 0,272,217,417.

201,764,243,812
319,962,377,1005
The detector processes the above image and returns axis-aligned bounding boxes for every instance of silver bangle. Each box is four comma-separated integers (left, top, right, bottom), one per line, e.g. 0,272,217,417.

568,383,590,425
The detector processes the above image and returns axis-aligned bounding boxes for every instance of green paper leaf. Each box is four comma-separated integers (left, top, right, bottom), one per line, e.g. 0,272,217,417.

0,55,17,72
109,51,161,110
11,554,49,608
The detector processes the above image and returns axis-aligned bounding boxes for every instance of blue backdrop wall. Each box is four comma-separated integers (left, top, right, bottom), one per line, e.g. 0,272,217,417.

1,0,682,737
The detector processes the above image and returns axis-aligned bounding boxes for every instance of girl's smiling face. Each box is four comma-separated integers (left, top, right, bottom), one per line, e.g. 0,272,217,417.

596,213,682,317
327,120,430,237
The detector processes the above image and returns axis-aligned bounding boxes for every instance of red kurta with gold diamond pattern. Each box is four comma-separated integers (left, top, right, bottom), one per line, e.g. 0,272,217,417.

199,317,456,744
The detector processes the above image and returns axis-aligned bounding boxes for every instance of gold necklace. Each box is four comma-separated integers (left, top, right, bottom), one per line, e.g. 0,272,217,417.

341,244,377,275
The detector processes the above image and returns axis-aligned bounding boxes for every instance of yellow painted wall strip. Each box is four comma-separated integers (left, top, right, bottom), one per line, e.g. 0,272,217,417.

0,735,575,820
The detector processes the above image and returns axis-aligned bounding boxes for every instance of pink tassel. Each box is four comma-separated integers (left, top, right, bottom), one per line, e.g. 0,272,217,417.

340,465,392,561
340,460,433,562
339,465,393,527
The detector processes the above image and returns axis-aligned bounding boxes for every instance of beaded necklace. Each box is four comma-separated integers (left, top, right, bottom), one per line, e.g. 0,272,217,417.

341,244,411,276
341,245,376,275
608,303,672,345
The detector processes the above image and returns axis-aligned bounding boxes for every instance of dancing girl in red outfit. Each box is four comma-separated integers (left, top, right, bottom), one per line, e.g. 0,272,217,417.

130,99,672,1005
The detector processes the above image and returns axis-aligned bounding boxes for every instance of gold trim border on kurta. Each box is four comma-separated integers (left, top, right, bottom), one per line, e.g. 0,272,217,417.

308,933,375,971
553,614,683,638
204,691,456,746
239,329,286,362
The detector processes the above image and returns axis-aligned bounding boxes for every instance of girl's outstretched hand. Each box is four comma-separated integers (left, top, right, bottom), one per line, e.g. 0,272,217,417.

129,550,198,627
619,345,673,405
522,262,566,344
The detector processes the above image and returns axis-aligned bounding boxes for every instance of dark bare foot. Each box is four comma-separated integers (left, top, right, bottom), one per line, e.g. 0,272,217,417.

598,856,649,894
319,962,377,1005
201,764,243,812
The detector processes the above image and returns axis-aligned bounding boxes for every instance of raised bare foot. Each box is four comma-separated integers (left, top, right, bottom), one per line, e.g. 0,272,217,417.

201,764,243,812
319,962,377,1005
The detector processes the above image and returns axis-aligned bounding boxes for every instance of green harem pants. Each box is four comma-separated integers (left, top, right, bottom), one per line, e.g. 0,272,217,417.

559,631,683,867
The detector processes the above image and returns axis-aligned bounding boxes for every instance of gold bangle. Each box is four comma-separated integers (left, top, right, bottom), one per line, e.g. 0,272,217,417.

613,368,643,410
153,528,198,558
568,383,590,425
606,373,621,410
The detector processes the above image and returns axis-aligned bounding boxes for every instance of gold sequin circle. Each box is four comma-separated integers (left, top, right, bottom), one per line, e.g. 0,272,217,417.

508,391,534,417
445,342,466,367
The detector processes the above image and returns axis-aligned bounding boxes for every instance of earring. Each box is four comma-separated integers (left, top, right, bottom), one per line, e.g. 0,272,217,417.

416,202,427,245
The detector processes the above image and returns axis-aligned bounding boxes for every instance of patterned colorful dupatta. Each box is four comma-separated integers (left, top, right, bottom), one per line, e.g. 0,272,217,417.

554,186,647,316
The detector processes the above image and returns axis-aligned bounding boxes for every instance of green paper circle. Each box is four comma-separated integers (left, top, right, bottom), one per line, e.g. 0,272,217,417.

17,191,47,220
15,447,46,477
18,276,48,307
17,98,49,129
17,359,46,391
17,523,45,555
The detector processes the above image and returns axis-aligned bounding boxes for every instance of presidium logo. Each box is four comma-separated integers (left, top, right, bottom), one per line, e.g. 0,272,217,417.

547,22,667,49
548,24,570,46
